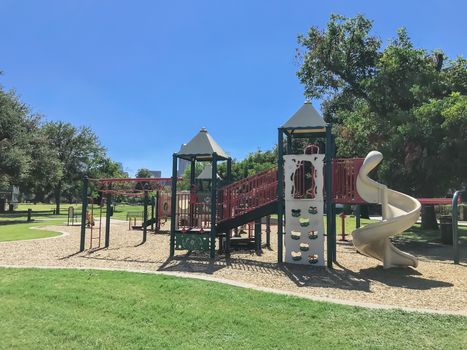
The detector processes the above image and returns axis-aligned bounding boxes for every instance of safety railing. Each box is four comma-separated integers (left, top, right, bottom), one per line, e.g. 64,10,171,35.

218,167,278,222
331,158,365,204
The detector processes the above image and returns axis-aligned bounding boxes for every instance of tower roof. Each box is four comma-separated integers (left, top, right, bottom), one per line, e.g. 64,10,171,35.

281,101,326,133
177,128,229,161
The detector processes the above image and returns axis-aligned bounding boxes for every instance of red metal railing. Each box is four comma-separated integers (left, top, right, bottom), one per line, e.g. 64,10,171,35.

217,158,367,223
418,197,462,205
218,167,278,222
331,158,365,204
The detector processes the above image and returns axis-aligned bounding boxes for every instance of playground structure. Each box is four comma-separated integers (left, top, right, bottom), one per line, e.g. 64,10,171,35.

78,177,174,251
352,151,420,268
166,103,365,267
79,101,463,268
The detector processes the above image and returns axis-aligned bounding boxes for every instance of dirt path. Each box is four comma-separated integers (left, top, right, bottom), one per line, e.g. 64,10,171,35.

0,220,466,315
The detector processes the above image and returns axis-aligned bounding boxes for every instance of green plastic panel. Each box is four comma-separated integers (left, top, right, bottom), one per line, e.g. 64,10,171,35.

174,233,211,251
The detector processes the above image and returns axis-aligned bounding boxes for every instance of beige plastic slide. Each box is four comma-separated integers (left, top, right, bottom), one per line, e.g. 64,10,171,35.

352,151,421,269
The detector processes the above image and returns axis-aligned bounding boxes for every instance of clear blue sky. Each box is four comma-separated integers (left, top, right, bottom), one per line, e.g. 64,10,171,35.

1,0,465,176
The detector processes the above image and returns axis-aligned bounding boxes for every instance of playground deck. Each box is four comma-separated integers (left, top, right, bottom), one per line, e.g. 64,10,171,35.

0,219,466,315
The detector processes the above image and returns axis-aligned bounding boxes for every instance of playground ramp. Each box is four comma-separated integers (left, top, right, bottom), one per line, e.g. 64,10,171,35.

217,168,278,232
352,151,420,269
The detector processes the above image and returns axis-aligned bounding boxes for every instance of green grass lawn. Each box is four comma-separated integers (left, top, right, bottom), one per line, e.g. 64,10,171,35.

0,268,465,350
0,218,63,242
0,202,146,242
333,215,467,243
402,223,467,243
14,202,144,221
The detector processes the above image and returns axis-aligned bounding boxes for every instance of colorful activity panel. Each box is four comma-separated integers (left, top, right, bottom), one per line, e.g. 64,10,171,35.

284,154,325,266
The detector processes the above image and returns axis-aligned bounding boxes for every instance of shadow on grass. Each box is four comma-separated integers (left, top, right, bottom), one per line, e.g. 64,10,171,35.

0,220,36,225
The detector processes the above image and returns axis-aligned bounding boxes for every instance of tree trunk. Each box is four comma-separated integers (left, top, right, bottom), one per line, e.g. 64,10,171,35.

54,182,62,215
421,205,438,230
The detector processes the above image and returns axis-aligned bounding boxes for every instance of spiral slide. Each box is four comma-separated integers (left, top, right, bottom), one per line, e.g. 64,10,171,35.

352,151,421,269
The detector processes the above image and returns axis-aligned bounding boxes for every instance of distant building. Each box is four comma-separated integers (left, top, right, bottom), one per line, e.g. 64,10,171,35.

149,170,162,178
177,144,190,176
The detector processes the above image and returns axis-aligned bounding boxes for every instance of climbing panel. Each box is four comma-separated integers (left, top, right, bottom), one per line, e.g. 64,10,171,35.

284,154,325,266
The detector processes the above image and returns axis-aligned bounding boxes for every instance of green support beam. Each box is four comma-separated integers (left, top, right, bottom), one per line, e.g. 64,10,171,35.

325,124,334,268
142,187,148,244
210,153,218,259
150,195,155,231
255,219,262,255
277,128,284,263
104,183,112,248
79,176,89,252
266,215,271,248
170,154,178,257
355,205,361,229
190,158,196,226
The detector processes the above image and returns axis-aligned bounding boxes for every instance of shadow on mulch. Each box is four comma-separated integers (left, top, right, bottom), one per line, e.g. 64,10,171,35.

356,266,453,290
158,254,370,292
393,238,467,263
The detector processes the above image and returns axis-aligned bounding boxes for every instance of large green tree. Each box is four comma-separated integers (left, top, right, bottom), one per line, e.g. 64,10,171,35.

135,168,153,178
43,121,105,214
217,149,277,182
0,85,37,191
19,127,62,203
297,14,466,226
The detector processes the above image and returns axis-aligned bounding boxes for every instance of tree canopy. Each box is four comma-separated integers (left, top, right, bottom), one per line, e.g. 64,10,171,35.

135,168,154,178
0,87,38,191
0,78,126,210
297,14,467,196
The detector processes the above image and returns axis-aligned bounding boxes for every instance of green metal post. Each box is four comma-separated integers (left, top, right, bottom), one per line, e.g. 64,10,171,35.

266,215,271,248
104,183,112,248
277,128,284,263
325,124,334,268
331,133,337,262
150,195,155,231
255,218,262,255
452,191,461,264
331,203,337,263
190,158,196,226
155,191,160,232
286,133,292,153
210,154,218,259
79,176,89,252
142,186,148,244
27,209,32,223
225,157,232,256
170,154,178,257
355,205,361,229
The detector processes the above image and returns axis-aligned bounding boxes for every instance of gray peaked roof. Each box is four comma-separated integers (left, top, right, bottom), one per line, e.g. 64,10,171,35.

281,101,326,133
177,128,229,161
196,164,221,180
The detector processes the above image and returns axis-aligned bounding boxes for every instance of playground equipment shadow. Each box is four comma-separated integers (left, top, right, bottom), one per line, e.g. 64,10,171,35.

0,220,465,314
392,237,467,264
